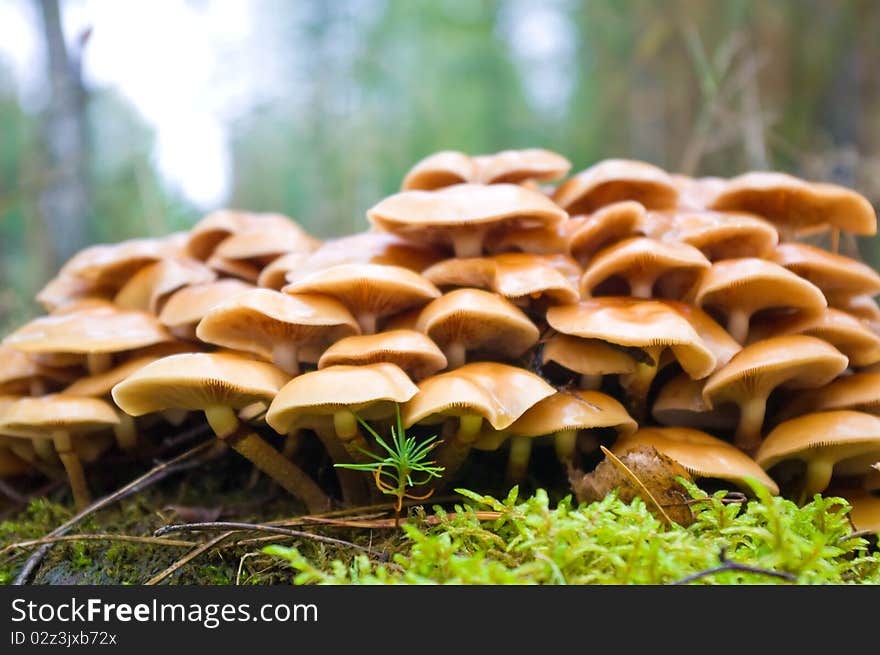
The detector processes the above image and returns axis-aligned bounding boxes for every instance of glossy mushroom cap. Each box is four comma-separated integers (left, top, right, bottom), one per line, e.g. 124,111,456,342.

778,373,880,420
506,390,637,438
111,352,291,416
613,426,779,494
579,236,710,299
282,263,440,334
212,218,319,263
473,148,571,185
414,288,540,368
662,301,742,373
542,333,641,378
367,183,567,258
186,211,303,261
401,151,477,190
318,330,447,381
113,257,217,313
842,490,880,533
553,159,678,215
652,373,738,432
401,362,555,430
265,363,419,433
567,201,647,264
771,242,880,297
0,346,75,395
0,394,119,439
158,279,255,340
644,210,779,261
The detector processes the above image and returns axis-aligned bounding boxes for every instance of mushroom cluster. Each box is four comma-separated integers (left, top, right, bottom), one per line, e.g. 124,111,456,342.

1,152,879,530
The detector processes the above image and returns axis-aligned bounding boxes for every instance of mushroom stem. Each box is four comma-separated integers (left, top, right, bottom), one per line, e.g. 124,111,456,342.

333,410,373,463
51,430,91,511
429,415,484,486
32,437,57,462
86,352,113,375
629,274,656,299
112,411,138,451
506,436,533,483
205,405,240,439
225,426,330,513
733,395,769,455
800,456,835,505
553,428,579,467
445,342,467,369
282,431,300,459
312,424,370,506
451,228,487,258
579,374,602,390
726,309,751,345
271,343,300,376
620,350,660,420
356,312,378,335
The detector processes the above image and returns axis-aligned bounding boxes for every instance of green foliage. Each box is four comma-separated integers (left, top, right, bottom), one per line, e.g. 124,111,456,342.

264,482,880,585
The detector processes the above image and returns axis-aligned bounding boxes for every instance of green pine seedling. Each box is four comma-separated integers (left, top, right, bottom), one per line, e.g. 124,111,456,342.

335,405,444,526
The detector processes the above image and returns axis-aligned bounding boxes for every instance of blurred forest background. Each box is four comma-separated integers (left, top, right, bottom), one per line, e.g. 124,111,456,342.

1,0,879,332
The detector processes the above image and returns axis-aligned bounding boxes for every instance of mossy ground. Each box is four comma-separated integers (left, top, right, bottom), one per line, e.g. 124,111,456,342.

1,433,878,585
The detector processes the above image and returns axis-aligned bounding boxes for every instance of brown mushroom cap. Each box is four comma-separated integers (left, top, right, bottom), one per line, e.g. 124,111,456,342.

703,335,849,452
158,279,255,340
422,253,579,305
778,373,880,419
644,210,779,261
0,394,119,439
367,183,568,258
506,389,637,438
542,333,641,379
552,159,679,215
186,211,303,261
770,242,880,297
414,288,540,368
195,289,360,373
567,201,647,264
651,373,738,432
113,257,218,313
473,148,571,185
579,236,710,299
663,301,742,373
547,298,716,379
58,232,187,287
318,329,447,381
282,263,440,334
613,426,779,494
841,490,880,533
489,222,571,255
212,220,319,262
257,253,311,290
401,362,555,430
401,151,477,190
749,308,880,367
708,172,877,236
691,257,828,343
0,346,76,395
671,175,728,211
827,293,880,330
756,411,880,499
34,274,112,313
111,352,290,416
265,363,419,433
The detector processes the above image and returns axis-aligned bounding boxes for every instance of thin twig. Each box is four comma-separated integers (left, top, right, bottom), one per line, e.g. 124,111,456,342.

671,548,797,585
12,439,215,585
1,533,195,557
145,531,233,586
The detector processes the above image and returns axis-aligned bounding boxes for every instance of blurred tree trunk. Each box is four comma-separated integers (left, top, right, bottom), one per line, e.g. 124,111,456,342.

35,0,91,270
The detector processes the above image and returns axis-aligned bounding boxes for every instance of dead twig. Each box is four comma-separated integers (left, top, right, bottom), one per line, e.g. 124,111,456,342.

671,548,797,585
12,438,215,585
145,531,234,586
1,533,195,557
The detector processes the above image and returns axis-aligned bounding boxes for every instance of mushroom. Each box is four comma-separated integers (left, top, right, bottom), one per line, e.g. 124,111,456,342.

318,330,447,381
113,257,218,314
414,288,540,369
775,373,880,421
770,242,880,298
840,489,880,534
756,411,880,503
3,304,174,375
708,172,877,245
670,174,727,211
540,333,640,390
691,257,828,344
546,298,716,416
703,335,849,454
0,395,120,510
552,159,679,215
472,148,571,185
186,211,306,261
401,362,555,482
158,279,255,340
612,426,779,495
579,236,710,299
265,363,419,505
827,293,880,331
111,352,330,512
282,263,440,334
401,151,477,190
490,389,637,482
422,253,579,312
367,183,567,258
195,288,360,375
489,222,571,255
651,374,739,433
662,300,742,373
0,346,76,396
644,209,779,261
212,219,320,270
566,201,647,265
257,253,311,290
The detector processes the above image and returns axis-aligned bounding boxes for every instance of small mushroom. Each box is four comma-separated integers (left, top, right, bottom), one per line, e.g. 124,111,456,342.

827,293,880,331
770,242,880,298
703,335,849,454
195,289,360,375
644,209,779,261
567,201,647,265
0,346,76,396
775,372,880,421
158,279,255,340
652,373,739,433
472,148,571,185
401,151,477,190
265,363,419,505
613,426,779,495
186,211,306,261
112,352,330,512
840,489,880,534
541,333,640,390
367,183,567,258
282,263,440,334
552,159,679,215
579,236,710,299
414,288,540,369
691,257,827,344
756,411,880,503
494,390,637,482
0,395,120,510
663,300,742,373
113,257,218,314
318,330,447,381
257,253,311,290
670,174,727,211
401,362,555,483
212,219,320,269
